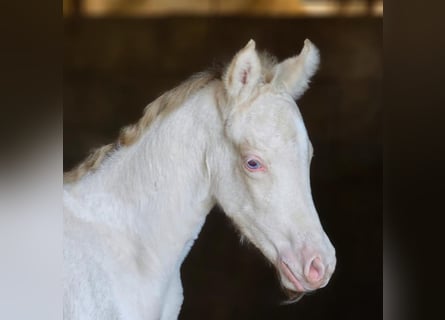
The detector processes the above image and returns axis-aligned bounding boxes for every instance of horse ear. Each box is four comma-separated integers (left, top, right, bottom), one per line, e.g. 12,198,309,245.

272,39,320,100
223,39,262,100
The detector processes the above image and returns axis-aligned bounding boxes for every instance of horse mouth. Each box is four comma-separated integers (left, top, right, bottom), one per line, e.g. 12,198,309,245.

279,260,306,292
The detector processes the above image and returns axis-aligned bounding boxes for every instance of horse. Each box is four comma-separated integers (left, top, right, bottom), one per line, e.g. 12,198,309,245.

63,39,336,320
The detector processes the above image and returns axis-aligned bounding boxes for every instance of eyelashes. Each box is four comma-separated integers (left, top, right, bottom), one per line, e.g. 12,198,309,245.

244,156,266,172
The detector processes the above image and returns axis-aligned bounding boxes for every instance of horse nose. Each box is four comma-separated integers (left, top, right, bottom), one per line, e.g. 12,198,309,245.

304,256,325,284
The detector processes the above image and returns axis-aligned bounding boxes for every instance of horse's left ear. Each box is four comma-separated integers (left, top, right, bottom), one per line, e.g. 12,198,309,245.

223,39,262,100
272,39,320,100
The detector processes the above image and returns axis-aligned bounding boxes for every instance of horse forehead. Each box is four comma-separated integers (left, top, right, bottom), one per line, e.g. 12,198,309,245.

247,94,305,140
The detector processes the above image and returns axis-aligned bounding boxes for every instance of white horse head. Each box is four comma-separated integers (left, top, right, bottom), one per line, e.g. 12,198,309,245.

211,39,336,296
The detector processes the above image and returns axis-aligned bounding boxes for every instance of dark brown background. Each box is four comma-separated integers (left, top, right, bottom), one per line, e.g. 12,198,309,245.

64,17,382,320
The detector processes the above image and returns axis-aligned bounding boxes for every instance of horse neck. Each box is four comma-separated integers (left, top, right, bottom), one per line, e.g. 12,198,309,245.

64,81,224,272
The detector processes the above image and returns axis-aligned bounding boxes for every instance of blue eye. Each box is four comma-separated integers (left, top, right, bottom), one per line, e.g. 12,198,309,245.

245,158,264,171
247,160,260,169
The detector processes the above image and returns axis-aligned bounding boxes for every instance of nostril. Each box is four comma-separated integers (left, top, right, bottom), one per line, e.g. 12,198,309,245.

306,257,325,283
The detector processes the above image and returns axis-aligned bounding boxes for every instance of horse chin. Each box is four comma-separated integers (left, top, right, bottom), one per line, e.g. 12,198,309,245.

281,288,306,304
278,272,308,304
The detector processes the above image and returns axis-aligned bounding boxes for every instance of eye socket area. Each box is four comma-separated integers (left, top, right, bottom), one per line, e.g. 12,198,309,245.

243,156,266,172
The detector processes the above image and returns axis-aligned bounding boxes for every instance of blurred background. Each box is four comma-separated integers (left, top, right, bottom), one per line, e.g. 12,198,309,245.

64,1,382,319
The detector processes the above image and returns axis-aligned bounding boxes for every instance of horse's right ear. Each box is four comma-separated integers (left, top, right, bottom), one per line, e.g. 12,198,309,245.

223,39,262,100
272,39,320,100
